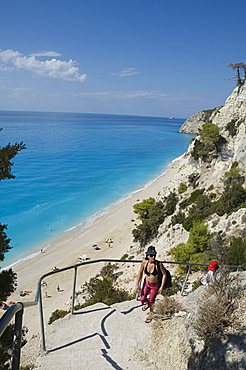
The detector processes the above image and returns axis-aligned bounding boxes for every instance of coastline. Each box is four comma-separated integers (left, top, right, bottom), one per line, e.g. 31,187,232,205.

7,152,186,364
10,153,185,291
3,157,177,271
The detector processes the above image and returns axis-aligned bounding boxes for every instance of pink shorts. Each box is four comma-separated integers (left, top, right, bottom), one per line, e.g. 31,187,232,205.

140,279,159,307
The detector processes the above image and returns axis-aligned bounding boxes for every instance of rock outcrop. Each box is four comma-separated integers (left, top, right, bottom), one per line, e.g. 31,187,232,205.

179,107,220,133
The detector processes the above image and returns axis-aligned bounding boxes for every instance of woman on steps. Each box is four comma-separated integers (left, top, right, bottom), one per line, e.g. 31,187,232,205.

135,246,167,323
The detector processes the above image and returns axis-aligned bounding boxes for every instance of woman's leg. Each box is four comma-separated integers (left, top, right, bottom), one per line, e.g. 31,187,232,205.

145,283,159,322
140,280,150,307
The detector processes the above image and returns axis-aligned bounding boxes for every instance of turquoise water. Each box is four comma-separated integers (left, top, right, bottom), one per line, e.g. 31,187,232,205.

0,111,191,267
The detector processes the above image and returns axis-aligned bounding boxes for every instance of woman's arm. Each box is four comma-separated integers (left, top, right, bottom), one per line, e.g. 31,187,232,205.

135,261,145,291
158,263,167,294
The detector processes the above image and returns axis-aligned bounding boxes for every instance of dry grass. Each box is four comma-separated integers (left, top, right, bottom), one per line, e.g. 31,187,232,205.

154,297,182,321
194,271,244,341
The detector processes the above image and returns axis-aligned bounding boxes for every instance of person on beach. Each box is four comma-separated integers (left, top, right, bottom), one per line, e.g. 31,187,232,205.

0,301,16,310
19,290,32,297
201,261,221,287
135,246,167,323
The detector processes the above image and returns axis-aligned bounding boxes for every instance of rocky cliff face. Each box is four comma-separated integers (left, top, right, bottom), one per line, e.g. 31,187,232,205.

179,84,246,135
179,107,220,133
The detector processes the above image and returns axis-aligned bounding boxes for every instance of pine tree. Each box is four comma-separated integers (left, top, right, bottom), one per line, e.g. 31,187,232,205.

0,135,25,369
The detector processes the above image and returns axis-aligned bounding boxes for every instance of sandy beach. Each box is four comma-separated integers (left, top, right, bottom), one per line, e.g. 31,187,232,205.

6,154,184,361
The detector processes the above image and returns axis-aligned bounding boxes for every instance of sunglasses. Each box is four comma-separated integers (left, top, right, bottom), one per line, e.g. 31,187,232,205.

147,254,155,257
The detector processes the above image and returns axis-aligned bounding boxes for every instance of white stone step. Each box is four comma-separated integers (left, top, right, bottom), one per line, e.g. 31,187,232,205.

35,300,150,370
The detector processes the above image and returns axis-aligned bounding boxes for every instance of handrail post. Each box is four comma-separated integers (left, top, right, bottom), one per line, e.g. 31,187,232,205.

39,282,46,352
12,303,24,370
181,263,191,296
71,266,78,315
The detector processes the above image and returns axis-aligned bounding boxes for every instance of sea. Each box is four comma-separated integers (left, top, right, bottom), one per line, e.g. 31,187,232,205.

0,111,191,268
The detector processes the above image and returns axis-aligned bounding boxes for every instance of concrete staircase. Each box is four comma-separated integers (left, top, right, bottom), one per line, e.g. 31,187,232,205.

35,299,152,369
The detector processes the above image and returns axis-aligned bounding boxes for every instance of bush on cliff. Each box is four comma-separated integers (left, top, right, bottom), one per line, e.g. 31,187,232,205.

169,221,211,273
224,236,246,270
191,123,226,161
132,194,178,247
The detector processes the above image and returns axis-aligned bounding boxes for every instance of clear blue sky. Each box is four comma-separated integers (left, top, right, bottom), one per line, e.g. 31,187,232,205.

0,0,245,118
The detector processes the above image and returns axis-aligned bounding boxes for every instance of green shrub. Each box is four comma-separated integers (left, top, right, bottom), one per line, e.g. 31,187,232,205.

199,123,221,143
192,279,202,291
132,221,156,247
48,309,69,325
178,182,187,194
188,173,200,188
207,185,214,191
169,221,211,273
182,194,214,230
120,253,129,260
164,191,178,215
133,197,156,221
20,365,35,370
171,211,186,225
78,277,133,308
191,123,226,161
222,161,245,187
180,189,205,209
191,139,208,160
100,263,118,278
214,183,246,216
224,237,246,269
132,198,167,246
226,119,238,137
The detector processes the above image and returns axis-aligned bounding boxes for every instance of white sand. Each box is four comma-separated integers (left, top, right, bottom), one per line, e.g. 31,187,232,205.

7,156,184,350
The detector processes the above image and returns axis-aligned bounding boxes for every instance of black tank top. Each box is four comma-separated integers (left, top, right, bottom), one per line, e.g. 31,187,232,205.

144,261,158,276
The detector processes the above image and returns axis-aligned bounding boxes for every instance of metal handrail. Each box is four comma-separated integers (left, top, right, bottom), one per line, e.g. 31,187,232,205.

35,258,242,352
0,258,242,368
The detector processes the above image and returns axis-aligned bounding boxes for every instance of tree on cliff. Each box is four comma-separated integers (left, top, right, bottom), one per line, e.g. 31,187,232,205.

0,140,25,301
229,62,246,87
0,138,25,369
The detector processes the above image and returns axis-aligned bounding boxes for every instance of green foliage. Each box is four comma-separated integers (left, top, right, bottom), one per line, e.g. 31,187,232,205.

0,141,26,181
169,222,211,273
191,123,226,161
132,222,155,247
180,189,205,209
191,139,208,160
0,269,17,302
0,224,11,261
132,199,165,247
188,220,211,251
207,185,214,191
226,119,238,137
198,123,220,144
224,237,246,269
133,197,156,221
20,365,35,370
192,279,202,291
188,173,200,188
120,253,129,260
214,183,246,216
48,309,69,325
78,276,133,308
171,210,186,225
100,263,118,278
0,138,25,369
178,182,187,194
132,194,178,246
222,161,244,187
164,192,178,215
